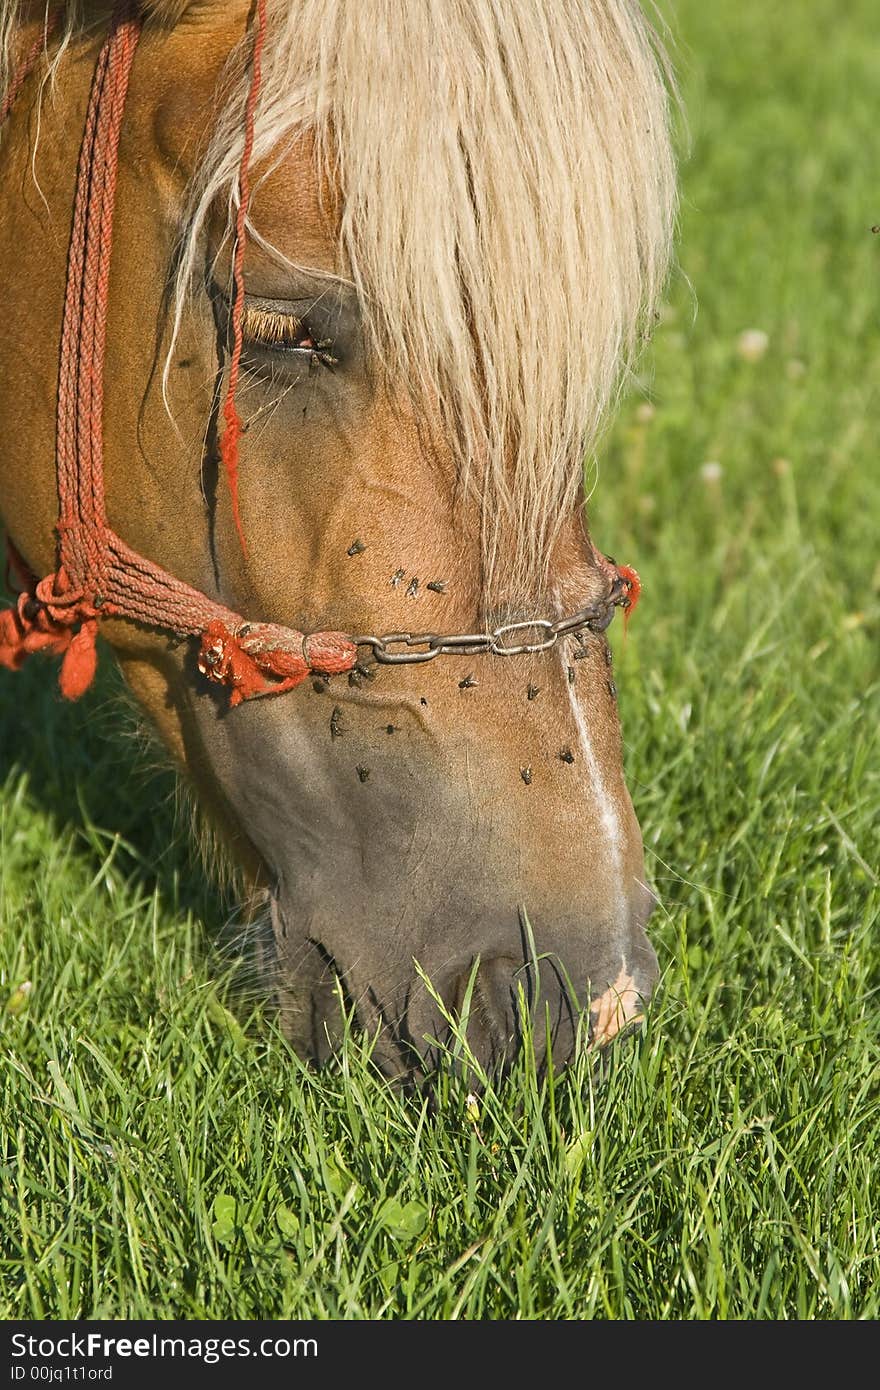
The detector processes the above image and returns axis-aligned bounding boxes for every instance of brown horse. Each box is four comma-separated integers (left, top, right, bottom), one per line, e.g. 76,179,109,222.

0,0,676,1077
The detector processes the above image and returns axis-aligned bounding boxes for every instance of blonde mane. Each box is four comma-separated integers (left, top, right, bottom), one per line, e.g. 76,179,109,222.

3,0,677,600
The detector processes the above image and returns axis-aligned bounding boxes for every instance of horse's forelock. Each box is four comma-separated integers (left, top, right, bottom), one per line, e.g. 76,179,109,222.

189,0,677,601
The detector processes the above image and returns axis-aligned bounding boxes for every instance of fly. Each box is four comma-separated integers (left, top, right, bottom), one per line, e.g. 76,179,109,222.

330,706,344,739
349,661,375,688
308,337,338,370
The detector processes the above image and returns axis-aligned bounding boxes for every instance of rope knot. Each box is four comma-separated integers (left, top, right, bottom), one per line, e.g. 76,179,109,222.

0,559,99,699
615,564,641,628
197,620,357,707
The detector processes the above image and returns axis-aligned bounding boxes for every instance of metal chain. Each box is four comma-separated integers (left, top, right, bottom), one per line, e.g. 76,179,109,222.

351,574,631,666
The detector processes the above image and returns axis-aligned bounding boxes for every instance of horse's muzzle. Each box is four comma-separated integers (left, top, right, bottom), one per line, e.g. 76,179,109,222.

267,891,658,1080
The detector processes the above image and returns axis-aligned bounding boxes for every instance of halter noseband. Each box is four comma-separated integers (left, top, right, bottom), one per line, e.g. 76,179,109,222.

0,4,638,708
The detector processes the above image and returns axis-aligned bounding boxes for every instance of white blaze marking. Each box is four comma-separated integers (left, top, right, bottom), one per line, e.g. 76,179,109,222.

560,648,627,933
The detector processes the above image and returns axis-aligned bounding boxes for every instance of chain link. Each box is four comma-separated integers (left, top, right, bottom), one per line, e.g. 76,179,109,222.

351,575,631,666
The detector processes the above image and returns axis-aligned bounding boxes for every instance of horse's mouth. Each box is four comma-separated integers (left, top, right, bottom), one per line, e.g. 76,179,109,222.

263,890,657,1079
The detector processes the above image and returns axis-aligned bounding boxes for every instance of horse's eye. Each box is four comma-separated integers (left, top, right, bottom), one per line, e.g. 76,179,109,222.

240,306,337,365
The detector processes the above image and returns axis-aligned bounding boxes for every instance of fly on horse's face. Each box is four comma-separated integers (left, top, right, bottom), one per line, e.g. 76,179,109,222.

0,1,676,1077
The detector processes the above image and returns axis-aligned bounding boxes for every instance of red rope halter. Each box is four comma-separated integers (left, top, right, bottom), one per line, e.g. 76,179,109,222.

0,2,357,704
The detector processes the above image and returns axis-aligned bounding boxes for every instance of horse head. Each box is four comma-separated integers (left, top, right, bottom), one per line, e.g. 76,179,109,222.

0,0,676,1076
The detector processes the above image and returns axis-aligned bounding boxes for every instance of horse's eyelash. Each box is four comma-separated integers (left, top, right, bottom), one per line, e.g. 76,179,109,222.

241,306,315,351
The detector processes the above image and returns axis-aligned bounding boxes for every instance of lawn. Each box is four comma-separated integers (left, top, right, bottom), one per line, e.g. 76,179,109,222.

1,0,878,1319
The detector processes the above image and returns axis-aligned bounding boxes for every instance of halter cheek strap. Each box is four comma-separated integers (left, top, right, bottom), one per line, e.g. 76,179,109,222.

0,4,638,707
0,2,356,704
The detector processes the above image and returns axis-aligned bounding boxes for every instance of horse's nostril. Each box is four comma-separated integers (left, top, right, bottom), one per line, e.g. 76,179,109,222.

444,941,657,1073
445,953,581,1073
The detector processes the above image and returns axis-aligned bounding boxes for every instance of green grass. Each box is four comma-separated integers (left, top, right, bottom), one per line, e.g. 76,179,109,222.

1,0,878,1319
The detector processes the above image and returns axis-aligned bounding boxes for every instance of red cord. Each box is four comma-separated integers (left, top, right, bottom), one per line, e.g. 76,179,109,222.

219,0,269,556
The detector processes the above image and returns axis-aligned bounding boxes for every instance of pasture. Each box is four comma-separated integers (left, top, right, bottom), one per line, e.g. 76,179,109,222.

1,0,878,1319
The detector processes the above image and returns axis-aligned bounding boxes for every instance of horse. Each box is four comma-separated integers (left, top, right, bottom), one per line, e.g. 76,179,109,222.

0,0,676,1078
